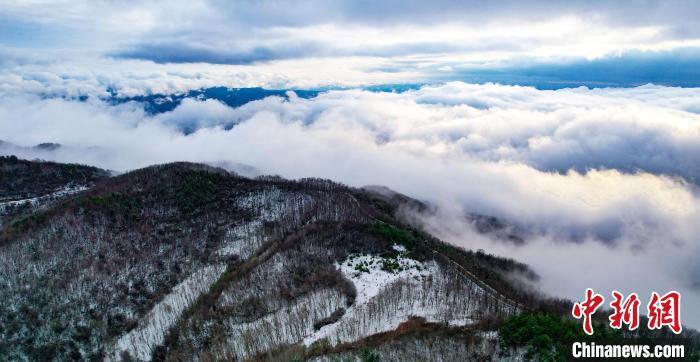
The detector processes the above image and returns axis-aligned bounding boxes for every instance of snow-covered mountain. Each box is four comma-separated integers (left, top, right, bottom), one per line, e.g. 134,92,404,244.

1,156,695,361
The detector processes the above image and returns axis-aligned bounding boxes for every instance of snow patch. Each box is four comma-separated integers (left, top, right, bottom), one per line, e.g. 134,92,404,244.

339,252,431,304
210,288,346,360
303,252,435,346
391,244,407,253
0,184,88,212
107,264,227,361
304,251,517,347
216,189,314,258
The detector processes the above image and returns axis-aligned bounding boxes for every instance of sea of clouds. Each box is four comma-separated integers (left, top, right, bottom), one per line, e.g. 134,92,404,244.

1,82,699,329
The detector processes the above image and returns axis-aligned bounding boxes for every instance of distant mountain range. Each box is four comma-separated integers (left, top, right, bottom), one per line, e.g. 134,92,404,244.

109,87,321,114
49,85,425,115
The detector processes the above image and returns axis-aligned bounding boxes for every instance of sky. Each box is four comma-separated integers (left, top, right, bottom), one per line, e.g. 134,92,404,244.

2,0,700,93
2,0,700,331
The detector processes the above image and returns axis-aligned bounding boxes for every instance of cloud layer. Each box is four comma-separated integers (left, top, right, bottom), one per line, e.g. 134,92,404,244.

1,82,700,327
4,1,700,89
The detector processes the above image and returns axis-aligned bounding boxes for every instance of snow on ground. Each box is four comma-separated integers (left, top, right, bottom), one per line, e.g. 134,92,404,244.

211,288,347,360
0,184,88,212
303,250,438,346
217,251,289,309
303,247,511,347
217,189,314,258
106,264,227,361
215,220,267,259
339,248,431,304
391,244,407,253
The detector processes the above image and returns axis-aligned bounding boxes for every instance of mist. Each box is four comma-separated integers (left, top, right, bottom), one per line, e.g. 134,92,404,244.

2,82,699,329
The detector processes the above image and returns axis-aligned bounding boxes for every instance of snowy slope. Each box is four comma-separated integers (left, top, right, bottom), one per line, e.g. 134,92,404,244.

304,247,519,347
0,184,88,212
107,264,227,361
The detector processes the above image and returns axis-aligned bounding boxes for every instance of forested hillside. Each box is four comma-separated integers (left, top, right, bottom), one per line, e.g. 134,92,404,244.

0,156,109,228
4,158,692,362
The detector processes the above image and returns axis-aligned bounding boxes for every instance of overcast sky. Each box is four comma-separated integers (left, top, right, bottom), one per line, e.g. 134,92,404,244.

2,0,700,93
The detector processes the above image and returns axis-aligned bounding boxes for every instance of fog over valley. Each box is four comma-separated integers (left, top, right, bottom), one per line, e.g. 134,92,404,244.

2,82,699,329
3,1,700,360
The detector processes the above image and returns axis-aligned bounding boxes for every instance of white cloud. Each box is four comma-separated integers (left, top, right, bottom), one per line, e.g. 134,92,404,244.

4,0,700,90
0,56,423,97
1,82,700,329
5,1,700,54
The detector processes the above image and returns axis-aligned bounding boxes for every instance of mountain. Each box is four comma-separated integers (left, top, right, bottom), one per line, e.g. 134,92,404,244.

107,86,421,116
0,157,696,361
0,155,110,228
109,87,320,115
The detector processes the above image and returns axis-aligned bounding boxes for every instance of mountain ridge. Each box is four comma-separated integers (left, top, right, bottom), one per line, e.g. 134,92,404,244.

2,156,694,361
